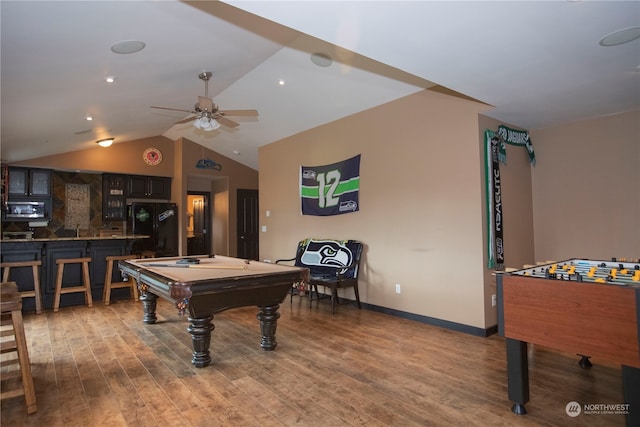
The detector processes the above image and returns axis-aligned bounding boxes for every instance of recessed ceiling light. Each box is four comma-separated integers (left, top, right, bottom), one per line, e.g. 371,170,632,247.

278,79,285,86
85,115,93,121
599,27,640,46
233,150,240,155
105,76,116,83
110,40,146,54
310,52,333,67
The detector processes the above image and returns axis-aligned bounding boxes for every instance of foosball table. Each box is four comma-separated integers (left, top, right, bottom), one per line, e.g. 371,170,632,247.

496,258,640,426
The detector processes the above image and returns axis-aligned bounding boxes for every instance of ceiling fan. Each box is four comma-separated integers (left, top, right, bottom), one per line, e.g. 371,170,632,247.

151,71,258,130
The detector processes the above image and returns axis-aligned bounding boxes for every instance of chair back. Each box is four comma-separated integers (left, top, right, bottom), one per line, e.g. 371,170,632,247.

293,239,363,280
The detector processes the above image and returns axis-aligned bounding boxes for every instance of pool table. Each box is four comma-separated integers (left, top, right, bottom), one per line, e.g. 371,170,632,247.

119,255,307,367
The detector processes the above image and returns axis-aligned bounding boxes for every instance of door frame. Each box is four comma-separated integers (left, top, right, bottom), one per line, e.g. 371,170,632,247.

186,191,211,256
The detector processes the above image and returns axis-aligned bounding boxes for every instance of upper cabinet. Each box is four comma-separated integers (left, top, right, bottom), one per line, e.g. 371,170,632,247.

102,174,171,220
102,174,127,221
8,167,51,198
127,175,171,199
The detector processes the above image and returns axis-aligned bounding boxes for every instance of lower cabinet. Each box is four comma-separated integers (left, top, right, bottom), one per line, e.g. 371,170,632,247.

43,240,88,309
0,242,43,313
88,240,133,306
1,239,136,311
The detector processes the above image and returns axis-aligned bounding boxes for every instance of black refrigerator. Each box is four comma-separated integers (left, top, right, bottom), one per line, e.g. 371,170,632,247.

128,202,178,257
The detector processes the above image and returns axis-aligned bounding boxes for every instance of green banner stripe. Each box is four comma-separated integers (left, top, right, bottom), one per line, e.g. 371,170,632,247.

338,177,360,193
301,187,318,198
301,177,360,199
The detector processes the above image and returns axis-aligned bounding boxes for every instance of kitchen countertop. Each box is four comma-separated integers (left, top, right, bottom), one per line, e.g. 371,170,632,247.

1,235,151,243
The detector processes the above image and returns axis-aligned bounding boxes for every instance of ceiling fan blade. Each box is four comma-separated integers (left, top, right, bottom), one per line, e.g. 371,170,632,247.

198,96,214,112
151,105,192,113
215,115,239,128
175,116,197,124
220,109,259,117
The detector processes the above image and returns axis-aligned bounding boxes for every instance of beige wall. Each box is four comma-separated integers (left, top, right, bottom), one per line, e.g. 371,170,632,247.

175,138,258,256
530,110,640,261
477,115,536,327
478,115,536,269
259,89,495,330
13,135,177,177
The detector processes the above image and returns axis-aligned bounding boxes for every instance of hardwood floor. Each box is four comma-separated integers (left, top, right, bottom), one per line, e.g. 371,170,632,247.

1,295,626,426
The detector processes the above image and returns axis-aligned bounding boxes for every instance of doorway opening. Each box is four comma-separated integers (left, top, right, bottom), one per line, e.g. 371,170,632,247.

187,192,211,255
237,189,259,260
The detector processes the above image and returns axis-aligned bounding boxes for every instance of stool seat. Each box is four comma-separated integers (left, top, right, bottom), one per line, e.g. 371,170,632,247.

103,255,139,305
1,261,43,314
53,257,93,312
1,282,37,414
140,250,156,258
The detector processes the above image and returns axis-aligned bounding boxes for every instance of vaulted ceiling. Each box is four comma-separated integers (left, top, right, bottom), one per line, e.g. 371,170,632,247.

2,1,638,170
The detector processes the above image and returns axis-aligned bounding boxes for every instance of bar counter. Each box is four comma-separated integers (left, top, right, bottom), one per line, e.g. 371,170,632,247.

1,234,150,243
1,235,150,311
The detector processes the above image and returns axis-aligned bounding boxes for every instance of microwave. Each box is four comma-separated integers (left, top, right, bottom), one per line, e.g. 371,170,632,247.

5,201,47,219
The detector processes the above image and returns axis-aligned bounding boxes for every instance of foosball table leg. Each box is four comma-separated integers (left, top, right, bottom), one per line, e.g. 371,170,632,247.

578,354,592,369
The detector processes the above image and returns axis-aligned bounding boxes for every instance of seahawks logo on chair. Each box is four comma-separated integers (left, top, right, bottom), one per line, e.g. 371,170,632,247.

301,240,353,269
278,238,363,314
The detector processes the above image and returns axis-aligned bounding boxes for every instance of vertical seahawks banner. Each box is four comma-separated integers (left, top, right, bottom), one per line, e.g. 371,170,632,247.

300,154,360,216
485,130,505,270
484,126,534,269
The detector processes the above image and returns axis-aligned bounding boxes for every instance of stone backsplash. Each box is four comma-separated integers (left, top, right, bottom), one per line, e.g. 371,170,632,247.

2,171,120,239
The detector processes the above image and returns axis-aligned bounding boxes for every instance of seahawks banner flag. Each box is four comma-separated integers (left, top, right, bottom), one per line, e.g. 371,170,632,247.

495,125,536,165
484,126,535,269
300,154,360,216
484,130,505,270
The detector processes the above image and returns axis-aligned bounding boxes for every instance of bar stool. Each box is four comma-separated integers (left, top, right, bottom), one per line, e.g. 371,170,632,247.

1,261,43,315
0,282,37,414
140,250,156,259
53,257,93,312
103,255,139,306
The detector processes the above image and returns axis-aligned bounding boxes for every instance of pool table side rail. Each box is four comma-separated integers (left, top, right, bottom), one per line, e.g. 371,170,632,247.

118,258,307,306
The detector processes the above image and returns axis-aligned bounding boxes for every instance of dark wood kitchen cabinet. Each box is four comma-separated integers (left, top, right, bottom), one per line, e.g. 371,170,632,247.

127,175,171,199
7,167,51,198
102,173,127,221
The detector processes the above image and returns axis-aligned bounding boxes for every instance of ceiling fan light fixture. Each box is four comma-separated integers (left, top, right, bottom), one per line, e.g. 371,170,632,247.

200,118,212,131
209,118,221,130
96,138,114,148
194,115,220,131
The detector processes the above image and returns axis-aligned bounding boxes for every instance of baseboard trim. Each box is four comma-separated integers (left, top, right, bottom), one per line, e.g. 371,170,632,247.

363,302,498,337
301,292,498,337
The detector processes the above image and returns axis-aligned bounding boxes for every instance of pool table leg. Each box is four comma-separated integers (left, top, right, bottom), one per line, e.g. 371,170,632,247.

139,291,158,324
257,304,281,350
188,315,214,368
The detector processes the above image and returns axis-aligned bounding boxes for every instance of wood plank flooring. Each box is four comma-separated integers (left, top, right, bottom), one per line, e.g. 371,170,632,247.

1,295,626,426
